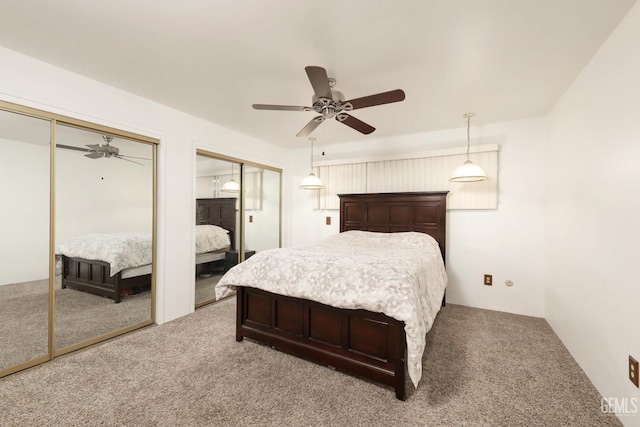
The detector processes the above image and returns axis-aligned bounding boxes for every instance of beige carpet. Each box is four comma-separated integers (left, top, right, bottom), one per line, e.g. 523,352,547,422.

0,278,150,370
0,298,620,426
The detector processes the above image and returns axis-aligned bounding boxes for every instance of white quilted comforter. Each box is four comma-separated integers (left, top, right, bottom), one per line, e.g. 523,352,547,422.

195,225,231,254
56,232,152,277
215,230,447,388
56,226,230,277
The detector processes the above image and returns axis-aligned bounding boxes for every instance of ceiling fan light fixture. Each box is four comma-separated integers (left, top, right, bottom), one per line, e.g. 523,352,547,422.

450,112,488,183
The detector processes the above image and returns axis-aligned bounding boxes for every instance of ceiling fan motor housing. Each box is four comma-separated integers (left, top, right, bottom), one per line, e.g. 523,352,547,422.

95,144,119,157
312,88,352,119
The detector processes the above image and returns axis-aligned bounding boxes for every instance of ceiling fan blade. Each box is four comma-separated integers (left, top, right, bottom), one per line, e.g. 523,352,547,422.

252,104,311,112
296,116,324,137
344,89,405,110
84,152,103,159
114,155,144,166
336,113,375,135
56,144,91,152
118,154,152,161
305,66,332,100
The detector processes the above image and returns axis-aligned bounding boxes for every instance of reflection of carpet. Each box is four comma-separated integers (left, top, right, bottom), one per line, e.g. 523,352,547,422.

195,273,224,306
0,277,150,371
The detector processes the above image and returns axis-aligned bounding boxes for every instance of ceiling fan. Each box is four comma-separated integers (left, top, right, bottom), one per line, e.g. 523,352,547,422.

56,136,150,165
253,66,405,137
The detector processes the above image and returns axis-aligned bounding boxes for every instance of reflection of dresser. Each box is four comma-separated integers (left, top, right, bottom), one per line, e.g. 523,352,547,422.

225,249,256,273
196,198,236,249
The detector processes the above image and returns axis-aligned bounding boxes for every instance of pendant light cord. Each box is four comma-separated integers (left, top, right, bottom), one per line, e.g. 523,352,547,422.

464,112,475,160
309,137,316,172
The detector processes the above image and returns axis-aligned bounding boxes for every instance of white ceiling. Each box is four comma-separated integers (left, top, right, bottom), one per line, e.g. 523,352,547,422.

0,0,635,149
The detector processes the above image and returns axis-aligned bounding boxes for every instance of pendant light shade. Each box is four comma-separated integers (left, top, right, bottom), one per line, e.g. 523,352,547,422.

450,160,487,182
450,112,487,183
221,163,240,193
300,137,324,190
220,179,240,193
299,173,324,189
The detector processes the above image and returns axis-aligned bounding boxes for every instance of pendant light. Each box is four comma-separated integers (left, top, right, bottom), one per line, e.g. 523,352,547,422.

450,112,487,182
221,163,240,193
299,137,324,190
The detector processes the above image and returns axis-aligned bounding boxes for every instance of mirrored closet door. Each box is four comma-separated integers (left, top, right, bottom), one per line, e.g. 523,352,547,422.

194,151,282,308
1,100,158,377
194,154,241,307
54,124,155,353
0,109,51,373
243,166,281,255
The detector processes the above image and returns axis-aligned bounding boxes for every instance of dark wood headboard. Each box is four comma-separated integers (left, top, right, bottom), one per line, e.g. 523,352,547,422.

338,192,448,262
196,198,237,249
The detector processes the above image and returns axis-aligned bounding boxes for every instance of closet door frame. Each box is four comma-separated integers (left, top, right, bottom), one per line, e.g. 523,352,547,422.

0,99,159,377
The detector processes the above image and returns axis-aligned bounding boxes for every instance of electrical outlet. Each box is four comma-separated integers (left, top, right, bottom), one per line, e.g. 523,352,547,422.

484,274,492,286
630,356,639,388
326,216,331,225
249,215,253,223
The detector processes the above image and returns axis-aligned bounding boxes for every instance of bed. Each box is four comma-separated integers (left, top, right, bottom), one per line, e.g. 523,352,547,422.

216,191,448,400
195,198,236,275
58,198,236,303
58,232,153,304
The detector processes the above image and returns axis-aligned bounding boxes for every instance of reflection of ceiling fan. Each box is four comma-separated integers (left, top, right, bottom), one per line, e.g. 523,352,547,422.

252,66,405,137
56,136,150,165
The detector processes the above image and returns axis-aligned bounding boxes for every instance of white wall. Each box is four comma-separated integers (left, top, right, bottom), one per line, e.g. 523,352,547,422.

547,2,640,424
245,168,281,252
290,117,548,317
0,46,287,323
55,137,153,243
0,138,49,285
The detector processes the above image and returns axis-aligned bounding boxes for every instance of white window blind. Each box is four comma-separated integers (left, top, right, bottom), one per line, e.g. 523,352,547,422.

315,163,367,210
312,147,498,210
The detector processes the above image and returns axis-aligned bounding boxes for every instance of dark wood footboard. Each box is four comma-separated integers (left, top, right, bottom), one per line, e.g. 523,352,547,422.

236,286,408,400
61,256,151,303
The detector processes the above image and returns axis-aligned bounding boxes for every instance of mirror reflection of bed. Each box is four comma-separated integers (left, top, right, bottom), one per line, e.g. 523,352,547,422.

195,198,236,305
194,153,281,308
